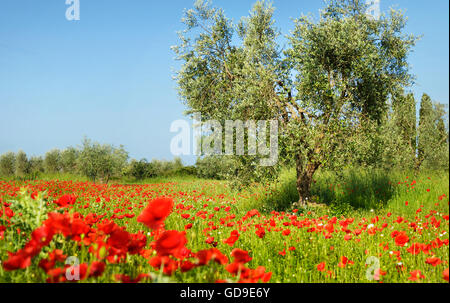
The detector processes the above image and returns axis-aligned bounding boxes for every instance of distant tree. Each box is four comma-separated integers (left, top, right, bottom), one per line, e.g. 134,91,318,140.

416,94,449,170
415,94,448,170
107,144,129,182
44,149,62,173
391,90,417,168
173,157,184,171
127,159,150,180
15,150,30,177
0,152,16,177
430,104,450,169
435,112,450,169
196,156,236,180
29,156,45,176
61,147,79,173
77,138,128,183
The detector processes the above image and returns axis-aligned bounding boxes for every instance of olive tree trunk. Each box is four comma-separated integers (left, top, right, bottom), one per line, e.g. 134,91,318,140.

295,153,320,206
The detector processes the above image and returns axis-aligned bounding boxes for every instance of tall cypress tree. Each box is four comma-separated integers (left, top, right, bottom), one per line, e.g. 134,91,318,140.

391,90,417,168
417,93,433,169
416,93,449,170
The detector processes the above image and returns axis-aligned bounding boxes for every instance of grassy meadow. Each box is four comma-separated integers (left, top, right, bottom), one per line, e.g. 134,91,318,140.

0,169,448,283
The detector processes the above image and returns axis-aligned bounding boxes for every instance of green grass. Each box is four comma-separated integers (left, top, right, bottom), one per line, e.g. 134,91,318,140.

0,168,448,283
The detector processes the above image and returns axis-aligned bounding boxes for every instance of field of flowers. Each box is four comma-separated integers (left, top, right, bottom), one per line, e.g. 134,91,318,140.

0,172,448,283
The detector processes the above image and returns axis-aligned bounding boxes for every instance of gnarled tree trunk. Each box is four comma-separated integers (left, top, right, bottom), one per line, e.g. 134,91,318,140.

296,153,320,206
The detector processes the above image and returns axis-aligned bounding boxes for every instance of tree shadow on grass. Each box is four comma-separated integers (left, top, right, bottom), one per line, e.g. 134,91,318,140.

260,169,396,213
311,170,396,211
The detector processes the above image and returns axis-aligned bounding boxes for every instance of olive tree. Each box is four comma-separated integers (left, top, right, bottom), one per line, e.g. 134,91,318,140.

0,152,16,177
15,150,30,177
417,94,449,170
77,138,128,183
44,149,62,173
61,147,79,173
29,156,45,176
174,0,417,206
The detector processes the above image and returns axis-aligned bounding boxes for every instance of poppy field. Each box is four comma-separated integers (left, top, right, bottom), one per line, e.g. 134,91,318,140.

0,171,448,283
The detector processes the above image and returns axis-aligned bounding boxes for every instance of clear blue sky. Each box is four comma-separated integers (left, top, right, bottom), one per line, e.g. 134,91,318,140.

0,0,448,165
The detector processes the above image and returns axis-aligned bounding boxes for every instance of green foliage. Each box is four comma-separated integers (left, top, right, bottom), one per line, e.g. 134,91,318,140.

148,157,184,177
195,156,236,180
177,165,197,176
329,89,449,172
4,189,52,235
253,168,299,211
15,150,30,178
126,159,150,180
29,156,45,178
44,149,62,174
0,152,16,177
0,141,196,182
311,169,396,210
417,94,449,170
125,157,190,181
173,0,418,204
77,137,128,183
61,147,79,173
0,171,448,283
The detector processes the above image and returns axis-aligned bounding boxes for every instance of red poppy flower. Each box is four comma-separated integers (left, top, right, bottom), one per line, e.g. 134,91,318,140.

344,234,352,241
89,261,106,277
3,251,31,271
243,266,272,283
255,227,265,238
205,236,215,244
155,230,187,258
115,273,150,283
394,231,409,247
373,268,387,281
137,197,174,230
196,248,228,266
107,229,130,250
338,256,354,268
54,194,77,207
425,257,442,267
282,229,291,236
317,262,326,272
408,270,425,281
231,248,252,264
407,243,422,255
223,230,240,246
31,225,54,247
180,260,195,272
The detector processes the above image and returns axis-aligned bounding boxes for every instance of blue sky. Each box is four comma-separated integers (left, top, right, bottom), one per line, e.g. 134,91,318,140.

0,0,448,165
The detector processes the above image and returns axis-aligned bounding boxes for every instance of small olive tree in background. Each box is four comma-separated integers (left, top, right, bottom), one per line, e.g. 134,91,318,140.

44,149,62,174
125,157,191,180
0,152,16,177
15,150,30,178
417,94,449,170
29,156,45,177
61,147,79,174
126,159,151,180
195,156,236,180
77,137,128,183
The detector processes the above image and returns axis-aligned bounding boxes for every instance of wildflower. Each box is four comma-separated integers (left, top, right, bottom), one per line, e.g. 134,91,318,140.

317,262,326,272
137,197,174,230
408,270,425,281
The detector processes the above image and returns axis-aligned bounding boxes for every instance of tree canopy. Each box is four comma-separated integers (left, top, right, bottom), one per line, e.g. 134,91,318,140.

173,0,419,205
